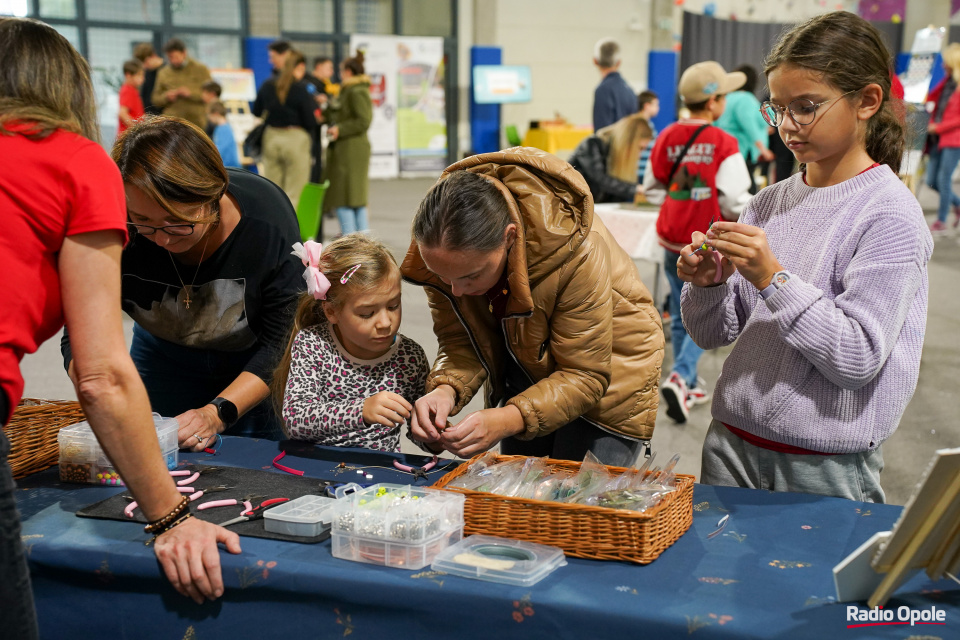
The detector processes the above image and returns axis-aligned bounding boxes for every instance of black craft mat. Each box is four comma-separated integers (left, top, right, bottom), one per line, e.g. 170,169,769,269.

277,439,462,483
77,464,332,544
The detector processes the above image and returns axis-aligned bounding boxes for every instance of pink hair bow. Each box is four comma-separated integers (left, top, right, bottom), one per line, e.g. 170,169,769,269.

291,241,331,300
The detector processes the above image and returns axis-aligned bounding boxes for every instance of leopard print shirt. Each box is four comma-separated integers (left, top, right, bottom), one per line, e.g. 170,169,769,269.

281,322,428,451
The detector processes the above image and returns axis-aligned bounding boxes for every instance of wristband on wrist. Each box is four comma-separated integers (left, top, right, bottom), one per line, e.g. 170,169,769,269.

759,270,792,300
144,495,190,535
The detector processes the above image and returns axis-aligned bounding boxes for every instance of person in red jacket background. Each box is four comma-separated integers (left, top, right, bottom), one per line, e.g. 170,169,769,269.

925,43,960,233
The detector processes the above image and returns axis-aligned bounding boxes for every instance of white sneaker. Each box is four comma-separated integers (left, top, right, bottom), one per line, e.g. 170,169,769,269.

686,377,710,407
661,372,689,423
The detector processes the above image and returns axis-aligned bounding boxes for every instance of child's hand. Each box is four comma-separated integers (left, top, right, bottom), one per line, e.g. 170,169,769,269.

410,385,456,443
704,221,784,291
362,392,412,427
678,231,735,287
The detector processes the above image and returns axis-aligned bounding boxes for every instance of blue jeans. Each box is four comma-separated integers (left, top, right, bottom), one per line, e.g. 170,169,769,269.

935,146,960,223
337,206,369,234
1,411,39,640
664,248,704,388
130,324,283,441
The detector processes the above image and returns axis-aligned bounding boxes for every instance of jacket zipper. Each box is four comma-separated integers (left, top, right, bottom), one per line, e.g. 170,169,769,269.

498,317,650,452
402,275,496,387
403,276,650,454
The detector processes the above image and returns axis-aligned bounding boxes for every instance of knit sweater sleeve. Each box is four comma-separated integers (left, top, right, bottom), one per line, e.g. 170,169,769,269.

680,278,750,349
763,215,930,390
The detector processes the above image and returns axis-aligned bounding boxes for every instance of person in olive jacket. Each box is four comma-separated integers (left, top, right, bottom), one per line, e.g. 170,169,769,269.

323,52,373,234
151,38,211,130
402,149,665,465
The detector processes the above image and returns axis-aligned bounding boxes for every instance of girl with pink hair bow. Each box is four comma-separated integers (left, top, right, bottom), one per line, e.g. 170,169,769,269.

272,234,429,451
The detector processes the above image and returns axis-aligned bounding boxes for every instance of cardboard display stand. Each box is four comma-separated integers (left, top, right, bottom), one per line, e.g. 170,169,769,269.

834,447,960,606
210,68,261,168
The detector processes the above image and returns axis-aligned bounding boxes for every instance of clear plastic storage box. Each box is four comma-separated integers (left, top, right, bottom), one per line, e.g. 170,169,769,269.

58,414,179,485
431,535,568,586
263,494,335,537
328,483,465,569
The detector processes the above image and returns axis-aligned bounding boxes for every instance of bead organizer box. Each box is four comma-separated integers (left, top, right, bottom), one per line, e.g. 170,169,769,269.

329,483,465,569
58,415,179,485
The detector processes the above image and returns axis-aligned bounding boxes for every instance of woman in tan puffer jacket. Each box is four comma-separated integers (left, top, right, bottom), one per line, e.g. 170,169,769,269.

401,148,664,465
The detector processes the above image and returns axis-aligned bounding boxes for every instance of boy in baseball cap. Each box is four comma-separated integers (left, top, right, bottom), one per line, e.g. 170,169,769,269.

642,60,752,424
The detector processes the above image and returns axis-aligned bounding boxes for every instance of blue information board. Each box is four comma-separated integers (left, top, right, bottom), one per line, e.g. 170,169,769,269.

472,65,532,104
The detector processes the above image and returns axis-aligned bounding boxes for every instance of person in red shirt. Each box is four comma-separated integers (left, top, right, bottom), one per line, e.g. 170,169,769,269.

0,19,238,639
643,61,752,424
118,58,145,134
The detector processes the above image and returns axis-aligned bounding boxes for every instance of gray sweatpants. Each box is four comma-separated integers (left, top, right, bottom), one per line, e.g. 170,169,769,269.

700,420,885,503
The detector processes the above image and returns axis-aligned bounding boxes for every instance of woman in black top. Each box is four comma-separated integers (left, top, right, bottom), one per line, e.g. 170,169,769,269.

253,49,317,206
62,116,303,449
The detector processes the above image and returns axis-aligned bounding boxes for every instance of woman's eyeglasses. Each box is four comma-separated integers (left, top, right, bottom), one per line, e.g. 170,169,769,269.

127,222,197,236
760,89,859,127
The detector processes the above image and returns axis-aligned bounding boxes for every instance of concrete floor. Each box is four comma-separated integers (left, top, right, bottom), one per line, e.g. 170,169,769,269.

18,176,960,505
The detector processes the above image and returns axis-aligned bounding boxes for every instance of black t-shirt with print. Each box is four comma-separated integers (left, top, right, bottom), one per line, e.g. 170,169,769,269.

62,168,304,383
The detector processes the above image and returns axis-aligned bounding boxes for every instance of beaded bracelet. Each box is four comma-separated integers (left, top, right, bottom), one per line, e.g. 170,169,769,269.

144,495,190,534
145,512,194,547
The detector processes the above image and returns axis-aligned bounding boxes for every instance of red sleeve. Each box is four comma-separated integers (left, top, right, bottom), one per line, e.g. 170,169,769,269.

890,72,904,100
936,92,960,137
63,141,129,242
120,85,145,120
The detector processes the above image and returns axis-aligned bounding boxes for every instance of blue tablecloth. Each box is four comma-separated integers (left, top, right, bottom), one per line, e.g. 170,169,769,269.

16,437,960,639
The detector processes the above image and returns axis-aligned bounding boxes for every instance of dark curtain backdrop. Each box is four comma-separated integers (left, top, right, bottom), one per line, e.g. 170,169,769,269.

679,12,904,100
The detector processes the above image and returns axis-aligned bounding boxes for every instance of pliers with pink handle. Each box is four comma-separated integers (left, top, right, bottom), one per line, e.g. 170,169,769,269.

196,493,265,513
170,467,222,486
123,486,197,518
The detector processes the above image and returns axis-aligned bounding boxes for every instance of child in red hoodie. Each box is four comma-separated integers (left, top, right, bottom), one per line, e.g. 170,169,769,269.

643,61,752,423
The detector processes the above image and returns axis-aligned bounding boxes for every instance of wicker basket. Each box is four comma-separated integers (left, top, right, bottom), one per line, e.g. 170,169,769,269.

2,398,85,479
432,454,694,564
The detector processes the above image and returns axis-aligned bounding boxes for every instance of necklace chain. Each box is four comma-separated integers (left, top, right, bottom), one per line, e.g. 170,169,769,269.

167,232,211,309
487,286,509,313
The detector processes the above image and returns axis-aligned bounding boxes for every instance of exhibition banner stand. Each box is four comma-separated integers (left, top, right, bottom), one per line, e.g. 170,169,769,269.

211,68,259,167
349,35,447,178
347,35,399,179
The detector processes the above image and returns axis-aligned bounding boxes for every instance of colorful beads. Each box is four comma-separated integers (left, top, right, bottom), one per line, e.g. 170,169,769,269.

97,470,124,486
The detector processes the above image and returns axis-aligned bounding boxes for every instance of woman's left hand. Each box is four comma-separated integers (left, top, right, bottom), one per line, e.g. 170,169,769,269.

439,406,525,458
705,221,784,290
176,405,223,452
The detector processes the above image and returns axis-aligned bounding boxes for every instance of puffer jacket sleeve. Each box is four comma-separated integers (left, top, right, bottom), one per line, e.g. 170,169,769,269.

507,235,612,438
424,287,487,414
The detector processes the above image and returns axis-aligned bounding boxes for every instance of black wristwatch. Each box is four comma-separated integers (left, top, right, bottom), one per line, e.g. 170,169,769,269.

208,397,239,428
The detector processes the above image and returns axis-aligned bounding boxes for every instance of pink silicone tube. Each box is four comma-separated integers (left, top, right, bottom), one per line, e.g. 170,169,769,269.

197,499,237,511
176,471,200,486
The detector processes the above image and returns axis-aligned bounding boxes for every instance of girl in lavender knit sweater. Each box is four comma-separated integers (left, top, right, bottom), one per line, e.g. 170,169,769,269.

676,12,933,502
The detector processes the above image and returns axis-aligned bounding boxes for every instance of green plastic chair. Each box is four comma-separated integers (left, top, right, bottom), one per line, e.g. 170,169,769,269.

505,124,523,147
295,180,329,242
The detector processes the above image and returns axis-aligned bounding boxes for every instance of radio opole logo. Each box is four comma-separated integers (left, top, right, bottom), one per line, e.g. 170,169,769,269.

846,605,947,629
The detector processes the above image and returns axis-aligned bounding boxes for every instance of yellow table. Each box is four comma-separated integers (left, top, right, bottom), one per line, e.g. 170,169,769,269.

521,125,593,155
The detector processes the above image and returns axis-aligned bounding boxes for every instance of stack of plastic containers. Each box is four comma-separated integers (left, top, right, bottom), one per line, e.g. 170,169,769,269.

263,494,336,537
328,483,465,569
57,414,179,485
